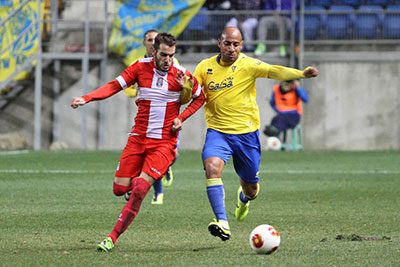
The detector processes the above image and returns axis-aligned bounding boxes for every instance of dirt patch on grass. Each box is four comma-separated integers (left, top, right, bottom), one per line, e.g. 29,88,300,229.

320,234,391,242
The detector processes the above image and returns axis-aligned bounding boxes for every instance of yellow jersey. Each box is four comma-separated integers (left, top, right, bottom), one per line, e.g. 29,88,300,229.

194,53,307,134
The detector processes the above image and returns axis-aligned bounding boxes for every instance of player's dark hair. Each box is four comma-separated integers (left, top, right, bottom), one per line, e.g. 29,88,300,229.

143,29,158,38
154,33,176,51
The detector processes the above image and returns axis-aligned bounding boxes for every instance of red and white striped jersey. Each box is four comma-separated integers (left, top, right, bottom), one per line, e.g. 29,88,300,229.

82,57,204,140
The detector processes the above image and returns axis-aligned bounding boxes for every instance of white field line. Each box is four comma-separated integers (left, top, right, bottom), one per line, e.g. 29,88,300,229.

0,150,29,156
0,169,399,175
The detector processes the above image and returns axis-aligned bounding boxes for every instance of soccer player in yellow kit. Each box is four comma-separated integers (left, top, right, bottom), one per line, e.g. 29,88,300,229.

193,27,318,241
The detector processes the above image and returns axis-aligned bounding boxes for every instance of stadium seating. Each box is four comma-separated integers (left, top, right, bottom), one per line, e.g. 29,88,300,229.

183,7,209,49
207,11,231,40
308,0,334,8
326,5,354,39
383,5,400,38
301,6,327,39
365,0,391,7
354,5,383,38
186,7,209,32
335,0,363,8
179,8,209,52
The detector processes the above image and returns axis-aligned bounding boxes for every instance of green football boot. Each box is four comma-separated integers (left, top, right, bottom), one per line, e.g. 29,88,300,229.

97,237,114,252
235,186,249,222
151,192,164,205
162,166,173,187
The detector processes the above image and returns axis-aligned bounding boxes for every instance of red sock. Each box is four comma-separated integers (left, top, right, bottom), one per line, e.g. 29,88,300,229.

109,177,151,243
113,182,130,196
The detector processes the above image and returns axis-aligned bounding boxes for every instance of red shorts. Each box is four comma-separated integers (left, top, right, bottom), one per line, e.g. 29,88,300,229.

115,135,177,180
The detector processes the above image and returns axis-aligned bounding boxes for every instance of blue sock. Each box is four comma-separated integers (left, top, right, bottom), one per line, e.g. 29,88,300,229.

153,180,163,194
239,191,249,203
206,178,227,222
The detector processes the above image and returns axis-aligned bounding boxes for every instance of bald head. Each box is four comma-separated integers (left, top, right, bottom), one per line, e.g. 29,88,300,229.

218,27,243,63
219,27,243,42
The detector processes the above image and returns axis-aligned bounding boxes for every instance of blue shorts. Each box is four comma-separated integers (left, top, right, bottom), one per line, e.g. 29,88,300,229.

202,128,261,183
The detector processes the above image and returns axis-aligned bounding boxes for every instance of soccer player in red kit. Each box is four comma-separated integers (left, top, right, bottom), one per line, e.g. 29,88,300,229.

71,33,205,252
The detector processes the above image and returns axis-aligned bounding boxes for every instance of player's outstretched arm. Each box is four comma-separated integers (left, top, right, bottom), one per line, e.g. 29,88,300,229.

71,97,86,109
268,65,319,81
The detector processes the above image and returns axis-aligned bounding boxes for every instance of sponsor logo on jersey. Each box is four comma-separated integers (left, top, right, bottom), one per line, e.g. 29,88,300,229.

156,77,164,87
208,77,233,91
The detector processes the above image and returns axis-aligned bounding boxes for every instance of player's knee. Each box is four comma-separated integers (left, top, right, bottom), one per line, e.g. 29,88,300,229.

113,182,129,196
243,183,259,200
130,177,151,202
205,163,219,177
204,158,224,177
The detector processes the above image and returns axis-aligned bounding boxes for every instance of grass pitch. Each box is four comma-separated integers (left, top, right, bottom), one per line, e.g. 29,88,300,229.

0,150,399,266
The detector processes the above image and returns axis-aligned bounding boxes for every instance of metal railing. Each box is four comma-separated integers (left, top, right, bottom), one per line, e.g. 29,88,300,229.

178,8,400,45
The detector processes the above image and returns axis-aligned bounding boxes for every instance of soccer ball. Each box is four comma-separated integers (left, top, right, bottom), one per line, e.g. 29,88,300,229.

249,224,280,254
266,137,282,151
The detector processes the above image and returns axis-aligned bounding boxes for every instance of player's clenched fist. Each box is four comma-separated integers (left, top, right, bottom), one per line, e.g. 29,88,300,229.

71,97,86,109
303,67,319,78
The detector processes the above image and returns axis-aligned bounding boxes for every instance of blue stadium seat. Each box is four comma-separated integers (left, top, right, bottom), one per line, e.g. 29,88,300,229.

354,5,383,38
179,7,209,52
335,0,363,8
383,5,400,38
207,11,230,39
326,5,354,39
302,6,327,39
187,7,208,31
365,0,391,7
308,0,334,8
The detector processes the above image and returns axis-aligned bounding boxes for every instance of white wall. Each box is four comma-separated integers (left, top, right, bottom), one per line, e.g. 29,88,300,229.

56,58,400,151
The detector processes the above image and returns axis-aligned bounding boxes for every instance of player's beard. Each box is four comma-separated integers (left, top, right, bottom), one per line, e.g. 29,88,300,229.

155,56,171,72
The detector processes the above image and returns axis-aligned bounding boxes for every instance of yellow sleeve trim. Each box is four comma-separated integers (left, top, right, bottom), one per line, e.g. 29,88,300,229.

206,178,223,187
